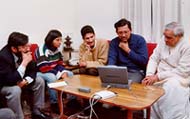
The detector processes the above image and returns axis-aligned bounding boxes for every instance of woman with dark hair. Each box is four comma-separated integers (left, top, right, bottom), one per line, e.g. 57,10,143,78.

35,29,73,113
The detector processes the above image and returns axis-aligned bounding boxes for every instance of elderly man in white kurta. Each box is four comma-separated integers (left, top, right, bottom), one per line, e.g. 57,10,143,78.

142,22,190,119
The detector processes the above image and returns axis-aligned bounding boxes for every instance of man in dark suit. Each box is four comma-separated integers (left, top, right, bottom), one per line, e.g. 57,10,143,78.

0,32,52,119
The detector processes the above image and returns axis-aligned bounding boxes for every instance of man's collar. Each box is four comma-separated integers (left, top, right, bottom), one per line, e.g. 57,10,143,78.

12,53,19,63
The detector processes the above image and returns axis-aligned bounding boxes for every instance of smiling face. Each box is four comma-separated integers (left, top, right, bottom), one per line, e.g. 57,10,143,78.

83,33,95,48
164,29,181,47
116,24,131,42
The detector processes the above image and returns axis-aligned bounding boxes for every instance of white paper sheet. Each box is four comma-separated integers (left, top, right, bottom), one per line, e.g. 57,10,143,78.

48,81,68,88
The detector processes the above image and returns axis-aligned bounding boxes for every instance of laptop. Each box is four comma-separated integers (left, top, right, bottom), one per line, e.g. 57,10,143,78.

97,66,129,88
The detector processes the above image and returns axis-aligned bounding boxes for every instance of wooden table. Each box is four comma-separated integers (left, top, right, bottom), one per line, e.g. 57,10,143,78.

52,75,164,119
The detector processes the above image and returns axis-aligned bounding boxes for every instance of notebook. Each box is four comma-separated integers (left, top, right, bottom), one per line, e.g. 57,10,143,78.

97,66,129,88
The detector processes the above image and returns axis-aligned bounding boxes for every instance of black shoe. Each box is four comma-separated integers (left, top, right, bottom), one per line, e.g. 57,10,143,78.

32,112,52,119
51,103,60,114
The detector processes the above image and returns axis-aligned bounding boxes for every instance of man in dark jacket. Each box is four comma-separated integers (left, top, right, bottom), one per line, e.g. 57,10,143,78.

108,18,148,83
0,32,51,119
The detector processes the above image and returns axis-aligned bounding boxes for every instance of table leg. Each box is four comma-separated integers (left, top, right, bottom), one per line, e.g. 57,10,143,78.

127,110,133,119
57,91,67,119
146,107,151,119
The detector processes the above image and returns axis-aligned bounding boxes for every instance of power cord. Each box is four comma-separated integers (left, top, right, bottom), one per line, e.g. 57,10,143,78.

88,85,115,119
89,94,101,119
67,94,101,119
68,85,113,119
105,85,111,90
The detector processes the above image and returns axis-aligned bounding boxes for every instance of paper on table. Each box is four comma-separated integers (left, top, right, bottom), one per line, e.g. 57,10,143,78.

48,81,68,88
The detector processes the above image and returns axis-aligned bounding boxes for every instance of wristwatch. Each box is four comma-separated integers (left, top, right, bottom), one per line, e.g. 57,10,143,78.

25,76,34,84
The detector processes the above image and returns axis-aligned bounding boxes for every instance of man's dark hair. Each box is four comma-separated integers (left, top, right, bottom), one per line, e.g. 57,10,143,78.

7,32,29,49
45,29,62,51
80,25,95,39
114,18,132,31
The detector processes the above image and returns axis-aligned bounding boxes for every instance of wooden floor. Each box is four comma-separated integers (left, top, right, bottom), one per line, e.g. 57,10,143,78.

65,102,144,119
24,99,144,119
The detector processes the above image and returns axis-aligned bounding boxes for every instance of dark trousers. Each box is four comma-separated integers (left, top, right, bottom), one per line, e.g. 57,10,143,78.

79,67,99,76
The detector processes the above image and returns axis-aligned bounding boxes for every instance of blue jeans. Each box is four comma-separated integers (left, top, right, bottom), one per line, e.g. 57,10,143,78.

37,70,73,104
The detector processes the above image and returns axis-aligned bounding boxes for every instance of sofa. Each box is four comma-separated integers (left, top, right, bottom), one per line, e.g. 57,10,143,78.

147,43,157,58
30,42,157,61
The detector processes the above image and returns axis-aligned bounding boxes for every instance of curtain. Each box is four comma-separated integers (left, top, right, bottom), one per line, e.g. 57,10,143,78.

121,0,152,42
152,0,181,43
121,0,181,43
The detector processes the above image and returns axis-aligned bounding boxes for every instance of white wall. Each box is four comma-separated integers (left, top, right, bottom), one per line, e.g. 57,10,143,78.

0,0,189,50
0,0,121,49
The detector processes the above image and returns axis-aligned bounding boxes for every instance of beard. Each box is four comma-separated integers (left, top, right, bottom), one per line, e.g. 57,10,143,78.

15,51,22,60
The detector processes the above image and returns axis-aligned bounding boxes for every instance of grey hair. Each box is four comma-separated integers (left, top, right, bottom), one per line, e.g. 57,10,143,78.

165,22,184,37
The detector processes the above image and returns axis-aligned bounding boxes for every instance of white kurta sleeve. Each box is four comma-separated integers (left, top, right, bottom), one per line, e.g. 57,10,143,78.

146,42,162,76
158,45,190,80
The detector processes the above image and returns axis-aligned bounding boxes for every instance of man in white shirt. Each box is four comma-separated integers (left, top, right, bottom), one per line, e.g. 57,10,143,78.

142,22,190,119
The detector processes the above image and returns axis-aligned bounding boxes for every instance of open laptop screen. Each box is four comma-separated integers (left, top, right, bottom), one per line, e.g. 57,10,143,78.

97,66,128,88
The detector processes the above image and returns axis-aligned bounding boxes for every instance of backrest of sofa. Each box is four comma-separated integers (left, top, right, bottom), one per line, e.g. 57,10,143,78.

30,43,39,61
147,43,157,58
108,40,157,58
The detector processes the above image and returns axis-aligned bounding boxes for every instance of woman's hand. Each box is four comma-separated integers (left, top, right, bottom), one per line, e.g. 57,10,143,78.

61,72,68,79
